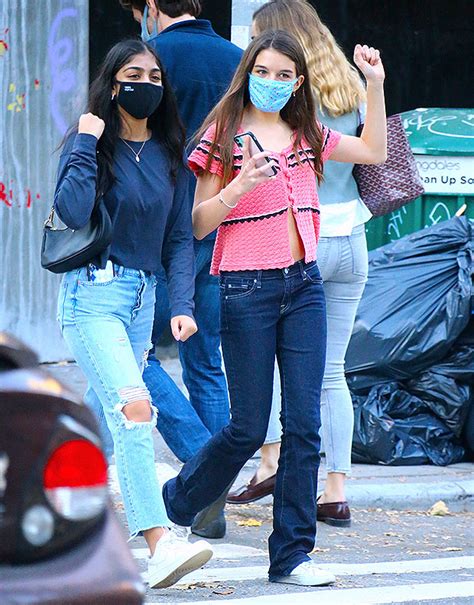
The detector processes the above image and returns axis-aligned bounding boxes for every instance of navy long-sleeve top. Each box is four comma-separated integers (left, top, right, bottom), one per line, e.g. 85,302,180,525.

149,20,242,138
54,132,195,318
149,20,242,241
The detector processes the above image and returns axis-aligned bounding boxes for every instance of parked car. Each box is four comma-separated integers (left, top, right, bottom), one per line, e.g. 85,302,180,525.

0,333,144,604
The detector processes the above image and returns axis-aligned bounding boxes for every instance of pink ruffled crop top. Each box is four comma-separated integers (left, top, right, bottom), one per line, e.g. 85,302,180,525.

188,123,341,275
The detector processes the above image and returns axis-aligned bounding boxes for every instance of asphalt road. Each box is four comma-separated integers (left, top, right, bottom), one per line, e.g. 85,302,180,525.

46,361,474,604
122,489,473,604
108,437,474,605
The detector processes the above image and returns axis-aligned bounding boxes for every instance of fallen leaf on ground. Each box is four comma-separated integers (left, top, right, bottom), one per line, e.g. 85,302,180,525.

174,581,220,591
212,586,235,596
428,500,450,516
236,518,262,527
311,547,330,553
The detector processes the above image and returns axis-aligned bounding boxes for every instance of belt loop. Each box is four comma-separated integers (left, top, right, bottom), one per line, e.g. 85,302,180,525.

299,260,307,280
256,270,262,287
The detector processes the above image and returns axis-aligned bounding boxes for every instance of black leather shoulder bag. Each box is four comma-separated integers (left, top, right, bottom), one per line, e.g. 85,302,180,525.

41,190,112,274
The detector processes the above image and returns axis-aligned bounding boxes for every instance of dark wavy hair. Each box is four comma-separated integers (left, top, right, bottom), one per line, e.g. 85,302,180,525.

70,38,185,193
196,29,324,185
119,0,202,18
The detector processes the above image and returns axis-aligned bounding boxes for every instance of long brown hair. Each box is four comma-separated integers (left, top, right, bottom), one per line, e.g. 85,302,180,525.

196,29,325,184
253,1,366,116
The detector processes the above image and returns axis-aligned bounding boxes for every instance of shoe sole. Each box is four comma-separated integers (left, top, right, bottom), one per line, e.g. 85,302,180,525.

317,516,351,527
191,521,226,539
226,493,273,504
148,547,213,589
271,574,336,586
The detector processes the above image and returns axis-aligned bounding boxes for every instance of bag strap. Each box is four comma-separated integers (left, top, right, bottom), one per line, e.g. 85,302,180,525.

44,187,102,230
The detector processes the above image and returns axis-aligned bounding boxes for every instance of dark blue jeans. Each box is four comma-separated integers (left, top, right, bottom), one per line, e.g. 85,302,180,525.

144,238,230,461
163,260,327,578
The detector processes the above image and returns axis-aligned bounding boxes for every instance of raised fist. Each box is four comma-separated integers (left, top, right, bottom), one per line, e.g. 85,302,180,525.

78,112,105,140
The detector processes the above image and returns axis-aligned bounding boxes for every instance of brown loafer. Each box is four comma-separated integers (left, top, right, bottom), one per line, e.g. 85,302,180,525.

226,473,276,504
317,497,351,527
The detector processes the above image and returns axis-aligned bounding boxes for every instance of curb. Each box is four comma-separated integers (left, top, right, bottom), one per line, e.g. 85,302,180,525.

345,480,474,512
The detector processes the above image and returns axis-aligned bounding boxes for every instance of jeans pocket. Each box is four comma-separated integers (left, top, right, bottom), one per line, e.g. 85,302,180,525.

77,264,120,287
79,275,120,287
349,228,369,278
303,264,323,285
219,276,258,300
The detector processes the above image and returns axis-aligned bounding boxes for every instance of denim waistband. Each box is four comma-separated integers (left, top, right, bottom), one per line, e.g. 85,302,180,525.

220,260,317,280
111,264,153,278
71,262,154,280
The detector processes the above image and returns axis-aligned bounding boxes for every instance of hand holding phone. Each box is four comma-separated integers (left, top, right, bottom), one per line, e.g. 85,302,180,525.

234,131,278,178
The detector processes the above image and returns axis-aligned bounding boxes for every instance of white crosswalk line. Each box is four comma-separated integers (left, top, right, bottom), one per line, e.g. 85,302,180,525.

132,543,266,561
137,555,474,584
146,581,474,605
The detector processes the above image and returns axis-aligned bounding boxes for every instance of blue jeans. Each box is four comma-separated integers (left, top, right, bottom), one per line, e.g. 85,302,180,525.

57,265,170,537
264,224,369,473
163,261,327,577
146,239,229,461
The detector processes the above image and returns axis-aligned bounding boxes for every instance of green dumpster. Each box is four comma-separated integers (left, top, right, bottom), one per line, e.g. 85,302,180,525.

365,108,474,250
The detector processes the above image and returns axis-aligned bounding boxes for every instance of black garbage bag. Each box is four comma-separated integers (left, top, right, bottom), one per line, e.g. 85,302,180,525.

352,382,465,465
407,345,474,437
346,217,473,388
462,397,474,456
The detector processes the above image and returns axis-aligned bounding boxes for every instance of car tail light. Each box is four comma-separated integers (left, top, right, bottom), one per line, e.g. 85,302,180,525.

43,440,108,521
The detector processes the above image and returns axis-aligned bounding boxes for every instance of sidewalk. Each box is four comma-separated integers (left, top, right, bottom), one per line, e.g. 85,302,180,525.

44,359,474,513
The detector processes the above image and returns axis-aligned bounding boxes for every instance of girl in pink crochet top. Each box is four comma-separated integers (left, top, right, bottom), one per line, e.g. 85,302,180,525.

163,29,386,587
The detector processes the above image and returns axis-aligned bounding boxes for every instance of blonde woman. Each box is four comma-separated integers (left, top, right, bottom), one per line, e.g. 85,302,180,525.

227,0,371,528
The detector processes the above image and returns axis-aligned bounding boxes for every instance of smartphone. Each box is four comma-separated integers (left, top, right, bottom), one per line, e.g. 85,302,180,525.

234,131,278,177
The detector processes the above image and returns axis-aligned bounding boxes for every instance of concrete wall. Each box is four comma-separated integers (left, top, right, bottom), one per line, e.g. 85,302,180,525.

0,0,88,361
231,0,266,49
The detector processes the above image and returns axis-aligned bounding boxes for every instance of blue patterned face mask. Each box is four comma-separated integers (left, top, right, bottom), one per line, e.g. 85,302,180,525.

248,73,297,113
141,4,159,42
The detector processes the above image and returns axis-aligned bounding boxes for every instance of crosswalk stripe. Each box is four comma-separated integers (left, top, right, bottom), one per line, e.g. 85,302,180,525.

132,543,266,561
137,555,474,584
146,581,474,605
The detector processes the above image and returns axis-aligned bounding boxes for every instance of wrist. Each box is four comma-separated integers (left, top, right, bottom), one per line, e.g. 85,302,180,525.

366,79,385,90
78,130,99,139
224,179,244,203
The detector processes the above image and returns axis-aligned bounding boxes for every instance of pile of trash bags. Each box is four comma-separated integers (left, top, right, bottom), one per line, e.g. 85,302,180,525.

346,217,473,465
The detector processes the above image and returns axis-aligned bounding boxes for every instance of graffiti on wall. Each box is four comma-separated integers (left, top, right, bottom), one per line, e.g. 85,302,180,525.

0,1,88,361
48,6,80,136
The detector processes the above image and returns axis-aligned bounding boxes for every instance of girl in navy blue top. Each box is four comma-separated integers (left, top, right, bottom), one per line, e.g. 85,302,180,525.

55,39,212,588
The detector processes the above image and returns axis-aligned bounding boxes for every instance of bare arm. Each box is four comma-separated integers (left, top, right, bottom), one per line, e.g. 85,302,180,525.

192,141,276,239
329,44,387,165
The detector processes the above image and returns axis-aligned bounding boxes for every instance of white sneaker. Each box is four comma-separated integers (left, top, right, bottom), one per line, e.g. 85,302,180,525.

147,529,213,589
271,561,336,586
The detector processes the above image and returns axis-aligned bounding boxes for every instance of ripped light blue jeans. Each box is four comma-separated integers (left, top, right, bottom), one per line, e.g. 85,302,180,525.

57,265,170,537
265,224,369,473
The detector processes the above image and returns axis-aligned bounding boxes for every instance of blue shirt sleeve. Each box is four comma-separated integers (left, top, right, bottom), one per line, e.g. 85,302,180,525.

161,165,196,319
54,133,99,230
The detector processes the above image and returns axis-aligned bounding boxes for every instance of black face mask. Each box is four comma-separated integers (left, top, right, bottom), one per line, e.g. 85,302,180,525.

115,81,163,119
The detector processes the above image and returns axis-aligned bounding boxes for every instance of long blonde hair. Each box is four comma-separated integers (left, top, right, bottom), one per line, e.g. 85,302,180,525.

253,0,366,116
